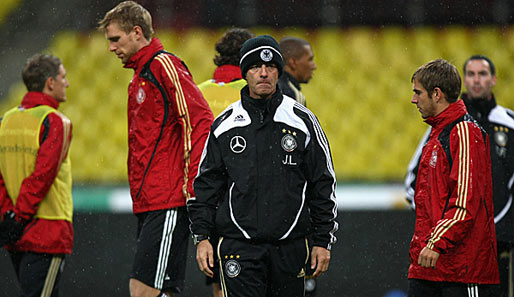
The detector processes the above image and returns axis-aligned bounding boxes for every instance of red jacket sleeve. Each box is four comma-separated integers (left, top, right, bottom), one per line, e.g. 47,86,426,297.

427,121,489,253
14,112,72,221
152,54,213,200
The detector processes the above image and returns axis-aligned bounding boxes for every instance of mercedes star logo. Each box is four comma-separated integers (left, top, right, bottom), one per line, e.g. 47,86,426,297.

230,136,246,154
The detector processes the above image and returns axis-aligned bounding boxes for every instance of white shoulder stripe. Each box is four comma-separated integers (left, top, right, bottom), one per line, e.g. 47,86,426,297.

489,105,514,129
213,101,251,138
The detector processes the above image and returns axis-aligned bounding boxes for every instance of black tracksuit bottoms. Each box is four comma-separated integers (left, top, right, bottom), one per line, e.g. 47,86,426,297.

217,237,309,297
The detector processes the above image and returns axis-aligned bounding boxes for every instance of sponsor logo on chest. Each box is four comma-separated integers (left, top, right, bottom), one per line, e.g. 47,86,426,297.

230,136,246,154
233,114,246,122
228,129,300,166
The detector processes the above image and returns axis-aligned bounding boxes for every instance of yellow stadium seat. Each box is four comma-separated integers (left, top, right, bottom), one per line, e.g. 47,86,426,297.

0,0,21,24
2,26,514,183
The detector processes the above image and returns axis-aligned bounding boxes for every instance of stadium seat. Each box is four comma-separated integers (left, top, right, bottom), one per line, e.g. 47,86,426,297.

1,26,514,183
0,0,21,24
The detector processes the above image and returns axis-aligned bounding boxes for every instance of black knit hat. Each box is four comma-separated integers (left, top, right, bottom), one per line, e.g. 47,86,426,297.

239,35,284,79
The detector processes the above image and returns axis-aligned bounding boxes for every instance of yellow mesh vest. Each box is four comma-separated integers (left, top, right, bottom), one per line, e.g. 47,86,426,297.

0,105,73,222
198,79,247,117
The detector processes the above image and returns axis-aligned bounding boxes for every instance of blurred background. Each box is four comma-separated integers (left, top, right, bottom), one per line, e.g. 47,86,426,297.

0,0,513,296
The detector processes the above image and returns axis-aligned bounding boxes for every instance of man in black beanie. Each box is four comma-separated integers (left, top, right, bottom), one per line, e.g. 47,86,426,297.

188,35,338,297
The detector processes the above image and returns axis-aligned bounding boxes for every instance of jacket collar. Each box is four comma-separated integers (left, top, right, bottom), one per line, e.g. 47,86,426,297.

282,71,301,90
461,92,497,117
213,65,242,83
21,92,60,109
425,99,467,129
124,38,164,71
240,85,283,114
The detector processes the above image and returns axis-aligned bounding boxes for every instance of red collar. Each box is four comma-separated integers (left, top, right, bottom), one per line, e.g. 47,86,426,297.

212,65,243,83
124,38,164,71
425,100,467,129
21,92,60,109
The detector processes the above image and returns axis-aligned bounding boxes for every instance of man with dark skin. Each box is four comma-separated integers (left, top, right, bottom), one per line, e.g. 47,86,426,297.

278,37,317,106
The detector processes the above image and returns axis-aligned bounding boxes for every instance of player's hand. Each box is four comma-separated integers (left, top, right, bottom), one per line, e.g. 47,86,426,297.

0,211,25,246
418,246,440,268
311,246,331,278
196,240,214,278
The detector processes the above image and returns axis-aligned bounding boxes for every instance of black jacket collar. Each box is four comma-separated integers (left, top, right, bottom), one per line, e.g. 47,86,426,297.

461,93,497,121
240,85,283,115
282,71,301,90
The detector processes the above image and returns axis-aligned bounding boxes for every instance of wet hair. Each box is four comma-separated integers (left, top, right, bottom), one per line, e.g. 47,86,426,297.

411,59,461,103
279,37,310,62
463,55,496,76
214,28,255,66
22,54,62,92
98,1,154,40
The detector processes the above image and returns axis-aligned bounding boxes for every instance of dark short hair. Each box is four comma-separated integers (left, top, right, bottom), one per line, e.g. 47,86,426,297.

411,59,461,103
98,1,154,40
463,55,496,76
22,54,62,92
213,28,255,66
279,37,310,62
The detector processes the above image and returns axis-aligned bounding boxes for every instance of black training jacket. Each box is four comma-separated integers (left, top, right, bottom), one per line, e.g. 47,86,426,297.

188,86,338,250
462,93,514,244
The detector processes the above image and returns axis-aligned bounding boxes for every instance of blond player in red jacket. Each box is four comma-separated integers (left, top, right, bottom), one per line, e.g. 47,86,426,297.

0,53,73,297
99,2,213,297
408,59,499,296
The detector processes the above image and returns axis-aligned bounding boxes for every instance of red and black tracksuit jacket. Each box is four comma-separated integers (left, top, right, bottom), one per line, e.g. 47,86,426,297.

124,38,213,213
408,100,499,284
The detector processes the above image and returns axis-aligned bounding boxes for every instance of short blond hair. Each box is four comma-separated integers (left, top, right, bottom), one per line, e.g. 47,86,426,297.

98,1,154,40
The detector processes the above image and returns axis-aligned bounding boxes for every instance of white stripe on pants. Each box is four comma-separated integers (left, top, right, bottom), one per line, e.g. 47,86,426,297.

154,209,177,289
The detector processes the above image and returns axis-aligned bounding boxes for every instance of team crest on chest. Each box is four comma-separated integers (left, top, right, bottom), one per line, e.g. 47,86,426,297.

493,127,509,158
136,87,146,104
429,145,438,168
281,129,298,152
494,130,508,147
